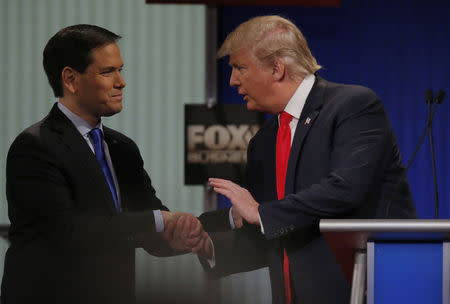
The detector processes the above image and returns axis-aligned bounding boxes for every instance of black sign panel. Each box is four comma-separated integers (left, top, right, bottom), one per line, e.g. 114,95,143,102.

185,104,266,185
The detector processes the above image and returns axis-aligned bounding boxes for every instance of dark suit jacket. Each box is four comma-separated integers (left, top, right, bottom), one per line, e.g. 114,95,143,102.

2,104,173,304
199,76,417,304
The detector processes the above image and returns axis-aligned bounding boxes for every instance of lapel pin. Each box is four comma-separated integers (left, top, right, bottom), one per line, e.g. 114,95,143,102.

305,117,311,125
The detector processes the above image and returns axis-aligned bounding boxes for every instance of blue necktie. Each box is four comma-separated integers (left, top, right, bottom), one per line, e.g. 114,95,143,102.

89,128,119,212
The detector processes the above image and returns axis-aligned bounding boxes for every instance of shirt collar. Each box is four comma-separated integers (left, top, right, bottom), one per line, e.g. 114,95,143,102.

57,102,103,137
283,74,315,120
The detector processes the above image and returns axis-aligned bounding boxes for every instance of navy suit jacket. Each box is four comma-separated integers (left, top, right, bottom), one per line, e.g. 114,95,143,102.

2,104,173,303
200,76,417,304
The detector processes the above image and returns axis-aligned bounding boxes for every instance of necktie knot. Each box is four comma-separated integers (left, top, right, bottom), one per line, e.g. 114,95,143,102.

280,111,292,127
89,128,103,146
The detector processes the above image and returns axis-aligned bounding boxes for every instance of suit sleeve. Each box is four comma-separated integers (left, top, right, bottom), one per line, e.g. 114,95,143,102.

6,133,169,252
199,224,270,278
198,208,233,232
259,90,396,239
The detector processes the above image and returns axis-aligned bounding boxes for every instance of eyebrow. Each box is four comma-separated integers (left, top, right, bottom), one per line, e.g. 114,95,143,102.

99,65,124,72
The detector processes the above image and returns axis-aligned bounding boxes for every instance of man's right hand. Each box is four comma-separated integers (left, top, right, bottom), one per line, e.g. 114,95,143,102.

162,211,204,253
161,211,184,227
161,211,213,259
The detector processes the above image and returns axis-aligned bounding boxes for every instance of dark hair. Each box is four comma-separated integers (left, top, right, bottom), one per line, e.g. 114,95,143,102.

43,24,121,97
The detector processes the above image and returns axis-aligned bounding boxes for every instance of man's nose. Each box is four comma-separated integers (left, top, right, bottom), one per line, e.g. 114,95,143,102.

115,72,126,89
229,68,239,87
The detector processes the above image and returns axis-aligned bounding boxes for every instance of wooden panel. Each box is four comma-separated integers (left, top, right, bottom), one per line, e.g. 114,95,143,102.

146,0,340,7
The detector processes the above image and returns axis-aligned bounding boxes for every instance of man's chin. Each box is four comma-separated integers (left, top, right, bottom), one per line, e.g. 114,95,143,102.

102,105,122,117
246,101,262,112
246,101,256,111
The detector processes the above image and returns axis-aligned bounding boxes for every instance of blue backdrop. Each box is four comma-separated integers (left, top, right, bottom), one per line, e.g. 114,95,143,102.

217,0,450,219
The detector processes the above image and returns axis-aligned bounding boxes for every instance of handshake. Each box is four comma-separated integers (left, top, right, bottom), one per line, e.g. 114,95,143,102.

159,178,252,260
161,211,213,260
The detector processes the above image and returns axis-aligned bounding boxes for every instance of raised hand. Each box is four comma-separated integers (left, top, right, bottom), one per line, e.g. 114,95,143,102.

209,178,260,225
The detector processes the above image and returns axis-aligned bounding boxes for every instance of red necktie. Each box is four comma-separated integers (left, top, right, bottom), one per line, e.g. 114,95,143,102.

276,111,293,304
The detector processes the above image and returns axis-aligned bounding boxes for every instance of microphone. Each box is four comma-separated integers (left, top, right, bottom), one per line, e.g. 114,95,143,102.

425,89,433,104
385,90,445,218
435,90,445,104
428,90,444,218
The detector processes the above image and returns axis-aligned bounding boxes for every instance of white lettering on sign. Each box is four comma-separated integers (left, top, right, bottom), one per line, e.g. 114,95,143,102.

186,124,259,164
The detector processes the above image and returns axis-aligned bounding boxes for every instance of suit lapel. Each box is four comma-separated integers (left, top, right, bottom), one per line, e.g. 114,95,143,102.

250,117,278,203
44,104,118,213
284,76,327,195
265,118,279,201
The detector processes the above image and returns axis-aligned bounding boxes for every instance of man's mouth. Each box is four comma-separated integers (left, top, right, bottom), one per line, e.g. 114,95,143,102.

111,93,123,101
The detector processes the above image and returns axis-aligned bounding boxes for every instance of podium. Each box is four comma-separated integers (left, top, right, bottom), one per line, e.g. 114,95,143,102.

320,219,450,304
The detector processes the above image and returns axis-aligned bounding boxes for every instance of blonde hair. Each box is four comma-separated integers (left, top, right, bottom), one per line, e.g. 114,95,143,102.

218,15,321,81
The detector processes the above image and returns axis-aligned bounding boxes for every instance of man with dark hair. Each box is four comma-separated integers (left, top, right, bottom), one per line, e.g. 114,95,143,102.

2,24,203,303
43,24,122,97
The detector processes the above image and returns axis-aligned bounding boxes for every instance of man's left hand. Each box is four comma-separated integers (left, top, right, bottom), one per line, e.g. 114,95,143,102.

209,178,260,225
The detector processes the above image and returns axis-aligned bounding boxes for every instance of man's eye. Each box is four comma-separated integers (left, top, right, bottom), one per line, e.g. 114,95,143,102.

101,68,117,75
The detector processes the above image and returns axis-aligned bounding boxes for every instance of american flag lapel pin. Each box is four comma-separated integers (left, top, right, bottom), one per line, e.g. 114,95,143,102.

305,117,311,125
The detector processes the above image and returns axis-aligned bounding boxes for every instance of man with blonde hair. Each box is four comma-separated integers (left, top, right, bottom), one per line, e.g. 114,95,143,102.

217,15,321,81
194,15,416,304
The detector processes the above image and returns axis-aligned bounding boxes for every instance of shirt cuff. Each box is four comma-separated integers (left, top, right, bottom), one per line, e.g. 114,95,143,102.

153,210,164,233
229,207,236,230
259,212,265,235
206,237,216,268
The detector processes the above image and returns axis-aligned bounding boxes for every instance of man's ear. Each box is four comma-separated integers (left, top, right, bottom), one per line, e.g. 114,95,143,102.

61,67,79,95
272,59,286,82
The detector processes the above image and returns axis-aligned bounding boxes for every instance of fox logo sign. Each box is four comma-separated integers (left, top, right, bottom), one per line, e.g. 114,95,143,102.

187,124,259,164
